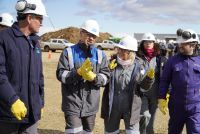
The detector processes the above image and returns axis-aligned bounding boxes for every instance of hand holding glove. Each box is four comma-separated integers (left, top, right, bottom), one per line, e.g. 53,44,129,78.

77,58,93,76
158,93,170,115
82,71,97,82
146,68,155,79
11,99,27,120
109,59,117,70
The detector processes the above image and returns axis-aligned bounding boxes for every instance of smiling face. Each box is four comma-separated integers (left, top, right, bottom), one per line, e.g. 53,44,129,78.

79,29,97,46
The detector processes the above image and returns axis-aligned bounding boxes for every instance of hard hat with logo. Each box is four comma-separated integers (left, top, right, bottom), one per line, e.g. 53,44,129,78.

15,0,47,17
141,32,156,42
116,35,138,51
0,13,14,27
81,19,99,37
176,28,199,44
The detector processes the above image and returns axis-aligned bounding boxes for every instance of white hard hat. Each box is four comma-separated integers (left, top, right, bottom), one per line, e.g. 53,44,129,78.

141,32,156,42
0,13,14,27
116,35,138,51
15,0,47,17
176,28,199,44
81,19,99,37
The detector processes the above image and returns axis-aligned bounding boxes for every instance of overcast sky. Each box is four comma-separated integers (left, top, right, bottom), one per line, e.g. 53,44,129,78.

1,0,200,37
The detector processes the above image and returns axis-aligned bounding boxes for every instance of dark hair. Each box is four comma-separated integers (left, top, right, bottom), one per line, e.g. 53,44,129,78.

17,13,27,21
137,41,160,57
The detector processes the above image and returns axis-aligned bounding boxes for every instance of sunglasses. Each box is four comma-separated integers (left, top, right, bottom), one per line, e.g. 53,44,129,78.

177,29,196,40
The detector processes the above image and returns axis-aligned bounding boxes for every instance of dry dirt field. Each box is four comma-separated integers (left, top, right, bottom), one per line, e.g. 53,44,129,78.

38,51,185,134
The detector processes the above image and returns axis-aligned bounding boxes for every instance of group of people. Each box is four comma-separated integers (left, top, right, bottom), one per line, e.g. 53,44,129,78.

0,0,200,134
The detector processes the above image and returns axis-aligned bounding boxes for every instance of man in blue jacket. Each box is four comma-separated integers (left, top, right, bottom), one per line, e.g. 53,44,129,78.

158,28,200,134
0,0,47,133
56,19,110,134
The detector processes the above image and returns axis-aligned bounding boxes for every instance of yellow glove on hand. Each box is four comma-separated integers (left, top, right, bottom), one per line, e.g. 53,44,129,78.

82,71,97,81
158,99,168,115
11,99,27,120
77,58,93,76
146,68,155,79
109,59,117,70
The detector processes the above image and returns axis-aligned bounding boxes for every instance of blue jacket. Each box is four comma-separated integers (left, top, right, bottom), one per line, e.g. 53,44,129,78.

0,22,44,123
56,43,110,117
159,54,200,104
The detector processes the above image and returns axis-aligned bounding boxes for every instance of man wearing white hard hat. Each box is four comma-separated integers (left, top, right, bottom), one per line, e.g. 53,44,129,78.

158,28,200,133
101,35,154,134
0,0,47,133
56,19,110,134
0,13,14,30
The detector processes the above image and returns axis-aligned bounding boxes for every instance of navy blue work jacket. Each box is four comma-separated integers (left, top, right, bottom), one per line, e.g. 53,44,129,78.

0,22,44,123
159,54,200,104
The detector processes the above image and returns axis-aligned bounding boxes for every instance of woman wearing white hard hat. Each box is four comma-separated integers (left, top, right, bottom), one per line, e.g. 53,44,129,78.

101,35,154,134
0,0,47,133
137,32,161,134
0,13,14,30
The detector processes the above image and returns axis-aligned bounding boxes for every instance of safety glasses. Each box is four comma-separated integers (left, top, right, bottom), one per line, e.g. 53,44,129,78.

176,29,196,40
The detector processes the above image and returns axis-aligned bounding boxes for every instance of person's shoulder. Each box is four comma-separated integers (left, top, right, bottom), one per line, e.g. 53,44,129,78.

0,27,13,41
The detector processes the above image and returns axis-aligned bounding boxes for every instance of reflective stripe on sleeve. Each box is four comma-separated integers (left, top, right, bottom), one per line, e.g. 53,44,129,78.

99,73,108,86
62,70,69,84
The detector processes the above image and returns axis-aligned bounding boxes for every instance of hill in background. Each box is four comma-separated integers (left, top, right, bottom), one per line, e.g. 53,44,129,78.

40,27,112,43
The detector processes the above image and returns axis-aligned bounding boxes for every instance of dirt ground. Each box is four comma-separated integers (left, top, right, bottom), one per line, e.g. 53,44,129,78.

38,51,184,134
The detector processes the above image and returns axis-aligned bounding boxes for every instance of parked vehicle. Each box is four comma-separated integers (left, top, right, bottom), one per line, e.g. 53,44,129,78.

94,40,116,50
40,38,74,52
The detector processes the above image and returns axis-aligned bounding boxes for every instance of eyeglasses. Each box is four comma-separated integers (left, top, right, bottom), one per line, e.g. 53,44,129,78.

176,28,196,40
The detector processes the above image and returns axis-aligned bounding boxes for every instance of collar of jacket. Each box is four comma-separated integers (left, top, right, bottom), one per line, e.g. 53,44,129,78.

77,42,94,58
179,53,198,62
11,22,40,41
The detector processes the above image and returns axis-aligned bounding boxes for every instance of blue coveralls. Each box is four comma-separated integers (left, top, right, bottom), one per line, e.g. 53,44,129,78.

159,54,200,134
0,22,44,124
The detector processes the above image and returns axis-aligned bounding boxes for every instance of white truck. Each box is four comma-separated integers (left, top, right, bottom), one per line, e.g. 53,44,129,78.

40,38,74,52
94,40,116,50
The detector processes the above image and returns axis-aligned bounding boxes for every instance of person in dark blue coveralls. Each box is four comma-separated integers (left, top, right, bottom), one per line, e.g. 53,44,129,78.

158,28,200,134
0,0,47,134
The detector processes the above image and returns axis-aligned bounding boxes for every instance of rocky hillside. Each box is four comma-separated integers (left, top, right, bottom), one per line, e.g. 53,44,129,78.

40,27,112,43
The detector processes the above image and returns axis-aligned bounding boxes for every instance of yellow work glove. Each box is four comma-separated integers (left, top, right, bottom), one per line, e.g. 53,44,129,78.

146,68,155,79
11,99,27,120
77,58,93,76
158,94,169,115
82,71,97,82
109,59,117,70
